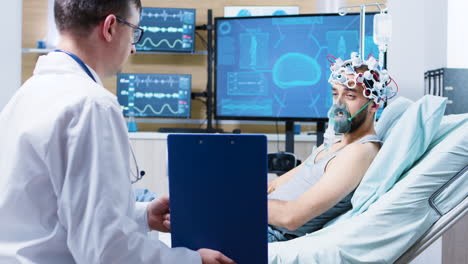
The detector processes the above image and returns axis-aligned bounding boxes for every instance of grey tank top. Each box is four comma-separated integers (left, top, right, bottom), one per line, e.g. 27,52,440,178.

268,134,382,237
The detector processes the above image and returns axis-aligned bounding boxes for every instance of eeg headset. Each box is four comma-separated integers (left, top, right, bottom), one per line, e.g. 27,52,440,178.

327,52,398,107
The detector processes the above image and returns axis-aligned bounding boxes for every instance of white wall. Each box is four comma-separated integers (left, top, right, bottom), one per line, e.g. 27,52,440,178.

47,0,60,48
387,0,447,101
315,0,345,13
410,239,442,264
0,0,22,111
423,0,448,71
447,0,468,68
387,2,447,262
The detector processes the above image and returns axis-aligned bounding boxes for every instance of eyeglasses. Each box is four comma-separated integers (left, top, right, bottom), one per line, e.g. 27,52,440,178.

116,16,144,45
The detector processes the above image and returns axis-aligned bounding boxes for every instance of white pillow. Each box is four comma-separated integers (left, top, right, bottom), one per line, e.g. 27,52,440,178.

375,97,413,141
346,95,446,218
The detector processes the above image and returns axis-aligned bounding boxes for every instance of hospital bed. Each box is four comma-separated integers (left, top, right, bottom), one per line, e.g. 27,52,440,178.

395,189,467,263
268,96,468,263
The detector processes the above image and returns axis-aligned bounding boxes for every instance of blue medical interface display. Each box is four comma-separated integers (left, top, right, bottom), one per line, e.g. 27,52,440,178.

136,8,196,52
215,14,378,120
117,73,192,118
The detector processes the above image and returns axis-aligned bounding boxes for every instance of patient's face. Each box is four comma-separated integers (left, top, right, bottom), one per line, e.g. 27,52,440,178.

332,75,371,132
332,75,367,108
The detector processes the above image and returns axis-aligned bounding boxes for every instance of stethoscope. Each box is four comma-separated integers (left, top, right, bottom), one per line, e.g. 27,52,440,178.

55,49,145,184
129,145,146,184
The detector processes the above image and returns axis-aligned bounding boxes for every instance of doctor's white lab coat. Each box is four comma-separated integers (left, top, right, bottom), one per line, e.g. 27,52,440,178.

0,52,201,263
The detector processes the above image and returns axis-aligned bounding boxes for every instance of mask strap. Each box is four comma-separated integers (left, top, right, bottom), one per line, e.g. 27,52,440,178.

347,100,372,121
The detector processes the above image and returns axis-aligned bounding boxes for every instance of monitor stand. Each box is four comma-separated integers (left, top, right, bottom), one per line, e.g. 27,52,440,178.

285,120,325,152
285,121,295,153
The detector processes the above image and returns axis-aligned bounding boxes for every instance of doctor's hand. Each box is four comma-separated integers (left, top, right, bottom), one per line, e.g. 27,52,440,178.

147,195,171,232
198,249,236,264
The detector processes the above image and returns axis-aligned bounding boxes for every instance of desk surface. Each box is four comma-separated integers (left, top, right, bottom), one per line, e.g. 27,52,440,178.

129,132,317,142
129,132,317,196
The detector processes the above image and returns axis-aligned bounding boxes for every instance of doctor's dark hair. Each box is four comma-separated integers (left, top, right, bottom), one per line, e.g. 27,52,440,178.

54,0,142,36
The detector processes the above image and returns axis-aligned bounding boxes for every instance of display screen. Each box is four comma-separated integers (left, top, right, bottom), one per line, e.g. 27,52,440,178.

215,13,379,121
136,7,196,52
117,73,192,118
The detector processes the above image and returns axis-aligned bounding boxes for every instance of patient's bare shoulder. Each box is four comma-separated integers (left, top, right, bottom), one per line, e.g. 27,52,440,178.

326,140,380,174
351,139,380,155
344,140,380,161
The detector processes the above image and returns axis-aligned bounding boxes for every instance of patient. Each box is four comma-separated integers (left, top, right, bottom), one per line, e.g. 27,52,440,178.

267,53,396,242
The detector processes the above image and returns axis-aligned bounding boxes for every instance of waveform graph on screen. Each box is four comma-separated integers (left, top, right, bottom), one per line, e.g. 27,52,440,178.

220,99,273,117
136,7,196,52
227,72,268,96
117,73,192,118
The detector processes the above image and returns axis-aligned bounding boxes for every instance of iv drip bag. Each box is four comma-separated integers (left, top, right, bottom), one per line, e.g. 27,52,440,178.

373,13,392,47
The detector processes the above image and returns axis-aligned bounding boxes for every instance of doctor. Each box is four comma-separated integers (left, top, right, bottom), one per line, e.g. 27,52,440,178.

0,0,234,263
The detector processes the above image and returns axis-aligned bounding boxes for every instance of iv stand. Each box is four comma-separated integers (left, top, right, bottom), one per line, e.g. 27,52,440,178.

337,2,390,114
338,3,387,60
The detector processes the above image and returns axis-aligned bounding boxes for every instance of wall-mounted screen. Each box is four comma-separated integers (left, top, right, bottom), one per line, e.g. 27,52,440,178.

215,13,379,121
117,73,192,118
136,7,196,52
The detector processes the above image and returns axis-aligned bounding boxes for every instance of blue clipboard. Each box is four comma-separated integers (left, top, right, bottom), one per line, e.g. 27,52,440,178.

167,134,268,264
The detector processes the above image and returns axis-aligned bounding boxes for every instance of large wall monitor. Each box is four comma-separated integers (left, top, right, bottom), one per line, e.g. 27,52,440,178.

136,7,196,52
117,73,192,118
215,13,379,121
